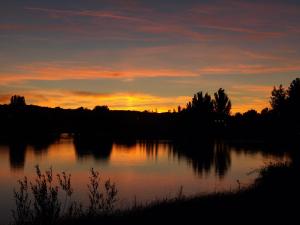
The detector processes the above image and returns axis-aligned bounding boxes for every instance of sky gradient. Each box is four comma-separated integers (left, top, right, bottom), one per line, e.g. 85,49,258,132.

1,0,300,113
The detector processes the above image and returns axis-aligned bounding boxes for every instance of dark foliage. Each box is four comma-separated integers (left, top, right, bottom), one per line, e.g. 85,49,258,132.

12,166,117,225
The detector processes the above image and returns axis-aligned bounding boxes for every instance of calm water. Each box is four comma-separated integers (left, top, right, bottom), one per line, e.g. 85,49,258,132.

0,134,289,224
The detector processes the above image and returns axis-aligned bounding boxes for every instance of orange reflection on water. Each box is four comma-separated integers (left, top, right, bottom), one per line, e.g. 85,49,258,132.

23,139,77,171
109,144,148,165
109,141,172,165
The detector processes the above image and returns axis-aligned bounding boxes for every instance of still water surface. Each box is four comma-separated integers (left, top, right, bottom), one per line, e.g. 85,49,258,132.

0,134,289,224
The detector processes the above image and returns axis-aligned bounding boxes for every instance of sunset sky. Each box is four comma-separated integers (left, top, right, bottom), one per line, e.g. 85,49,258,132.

1,0,300,113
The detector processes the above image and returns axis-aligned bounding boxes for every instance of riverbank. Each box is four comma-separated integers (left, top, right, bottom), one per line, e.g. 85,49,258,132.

56,162,298,225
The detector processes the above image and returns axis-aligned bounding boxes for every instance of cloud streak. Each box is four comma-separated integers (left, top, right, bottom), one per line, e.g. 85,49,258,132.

2,59,300,85
199,64,300,75
20,0,297,42
0,63,198,85
1,0,298,46
25,7,144,22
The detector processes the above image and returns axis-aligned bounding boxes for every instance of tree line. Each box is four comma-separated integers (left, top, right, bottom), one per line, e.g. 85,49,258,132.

1,78,300,139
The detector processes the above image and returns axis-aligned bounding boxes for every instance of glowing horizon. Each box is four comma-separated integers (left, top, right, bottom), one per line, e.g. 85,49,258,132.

0,89,268,114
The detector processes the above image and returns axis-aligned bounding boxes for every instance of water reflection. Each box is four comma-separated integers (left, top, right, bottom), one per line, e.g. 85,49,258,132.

2,136,291,178
169,140,231,178
73,135,113,162
9,143,26,170
139,140,162,160
5,134,60,171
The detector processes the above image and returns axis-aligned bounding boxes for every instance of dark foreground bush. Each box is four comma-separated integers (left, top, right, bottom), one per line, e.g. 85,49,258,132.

11,166,117,225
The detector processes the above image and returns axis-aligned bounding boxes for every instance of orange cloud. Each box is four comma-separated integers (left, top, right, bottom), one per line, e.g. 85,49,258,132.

199,64,300,74
75,43,298,74
0,63,198,85
2,42,295,85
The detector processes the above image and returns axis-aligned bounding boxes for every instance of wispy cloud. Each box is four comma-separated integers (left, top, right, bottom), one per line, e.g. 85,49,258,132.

187,0,300,40
25,7,144,22
2,57,300,85
230,84,272,94
0,62,198,85
0,24,28,31
199,64,300,75
1,0,297,45
196,24,284,38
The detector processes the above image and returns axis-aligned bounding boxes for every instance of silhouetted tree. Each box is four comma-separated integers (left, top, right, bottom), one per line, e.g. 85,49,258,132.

243,109,258,120
270,85,287,114
188,91,214,114
287,78,300,115
202,93,214,114
10,95,26,107
234,112,242,118
93,105,109,113
261,107,269,115
213,88,231,117
177,105,182,113
186,102,192,111
192,92,202,109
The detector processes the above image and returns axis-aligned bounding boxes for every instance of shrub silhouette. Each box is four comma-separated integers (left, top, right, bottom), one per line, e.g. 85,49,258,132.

11,166,117,225
87,168,118,215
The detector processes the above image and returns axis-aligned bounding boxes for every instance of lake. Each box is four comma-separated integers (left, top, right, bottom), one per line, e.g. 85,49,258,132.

0,134,290,224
